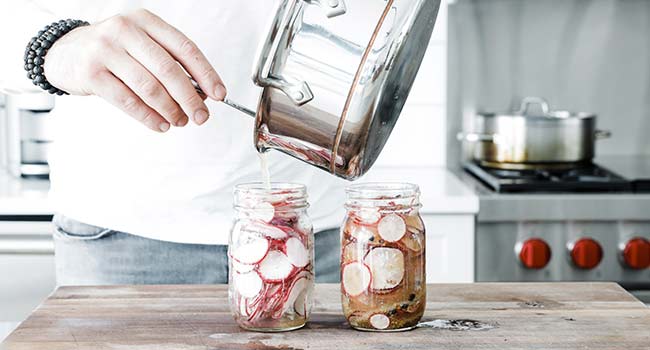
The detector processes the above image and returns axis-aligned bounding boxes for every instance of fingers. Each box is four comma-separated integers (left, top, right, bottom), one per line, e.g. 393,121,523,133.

91,70,170,133
129,9,226,102
103,47,190,127
119,25,211,125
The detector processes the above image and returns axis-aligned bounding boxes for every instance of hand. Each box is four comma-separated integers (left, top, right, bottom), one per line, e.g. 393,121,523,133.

43,9,226,132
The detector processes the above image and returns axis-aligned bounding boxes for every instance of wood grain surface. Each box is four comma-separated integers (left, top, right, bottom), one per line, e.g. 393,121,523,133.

2,283,649,350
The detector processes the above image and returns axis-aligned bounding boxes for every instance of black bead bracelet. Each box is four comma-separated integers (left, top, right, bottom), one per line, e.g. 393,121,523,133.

24,19,90,95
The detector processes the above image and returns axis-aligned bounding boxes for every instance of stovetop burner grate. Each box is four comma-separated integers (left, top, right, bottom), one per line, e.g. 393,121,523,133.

464,162,633,193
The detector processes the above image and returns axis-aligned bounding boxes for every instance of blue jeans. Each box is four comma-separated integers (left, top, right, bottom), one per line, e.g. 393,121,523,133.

53,214,341,286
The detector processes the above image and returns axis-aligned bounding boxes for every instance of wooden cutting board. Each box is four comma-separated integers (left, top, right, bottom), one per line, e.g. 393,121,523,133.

2,283,649,350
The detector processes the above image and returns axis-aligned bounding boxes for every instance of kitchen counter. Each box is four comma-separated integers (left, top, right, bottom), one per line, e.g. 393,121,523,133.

0,171,51,216
2,283,649,349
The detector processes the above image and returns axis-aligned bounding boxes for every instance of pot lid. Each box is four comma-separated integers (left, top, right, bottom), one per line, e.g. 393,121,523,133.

480,97,596,120
332,0,441,176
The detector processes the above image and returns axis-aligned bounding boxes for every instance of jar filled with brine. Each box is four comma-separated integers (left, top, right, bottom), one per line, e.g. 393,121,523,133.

341,183,426,331
229,183,314,332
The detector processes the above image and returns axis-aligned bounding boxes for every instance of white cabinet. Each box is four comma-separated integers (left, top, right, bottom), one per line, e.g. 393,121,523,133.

423,214,474,283
0,221,55,326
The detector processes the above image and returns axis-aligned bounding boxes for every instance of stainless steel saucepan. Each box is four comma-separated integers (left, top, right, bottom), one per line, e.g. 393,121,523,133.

457,97,611,169
197,0,441,180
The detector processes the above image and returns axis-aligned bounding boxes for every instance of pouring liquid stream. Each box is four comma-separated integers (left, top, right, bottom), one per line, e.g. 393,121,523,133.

258,152,271,190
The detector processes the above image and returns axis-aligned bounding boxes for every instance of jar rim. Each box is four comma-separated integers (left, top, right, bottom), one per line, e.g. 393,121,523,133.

234,182,309,211
235,182,307,195
345,182,420,199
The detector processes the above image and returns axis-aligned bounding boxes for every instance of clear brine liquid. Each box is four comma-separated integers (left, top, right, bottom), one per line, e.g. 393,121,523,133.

258,152,271,190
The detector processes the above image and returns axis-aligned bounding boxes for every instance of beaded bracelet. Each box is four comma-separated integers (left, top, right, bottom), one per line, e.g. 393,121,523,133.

24,19,90,95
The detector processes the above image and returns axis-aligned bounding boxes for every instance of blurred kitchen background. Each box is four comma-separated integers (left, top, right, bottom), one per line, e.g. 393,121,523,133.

2,0,650,340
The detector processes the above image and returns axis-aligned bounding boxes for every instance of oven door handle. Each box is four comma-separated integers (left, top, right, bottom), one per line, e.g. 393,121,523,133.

0,237,54,255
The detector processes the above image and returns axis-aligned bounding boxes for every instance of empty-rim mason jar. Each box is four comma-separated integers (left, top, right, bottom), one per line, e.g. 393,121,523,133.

229,183,314,332
341,183,426,331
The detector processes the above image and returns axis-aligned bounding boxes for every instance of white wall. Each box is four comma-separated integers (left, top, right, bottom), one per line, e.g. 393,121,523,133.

374,1,448,168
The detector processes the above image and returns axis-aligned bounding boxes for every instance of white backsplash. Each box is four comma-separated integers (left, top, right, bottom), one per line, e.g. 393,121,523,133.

374,0,448,168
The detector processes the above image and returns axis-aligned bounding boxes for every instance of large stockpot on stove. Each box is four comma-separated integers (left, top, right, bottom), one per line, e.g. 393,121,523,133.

457,97,611,169
250,0,440,180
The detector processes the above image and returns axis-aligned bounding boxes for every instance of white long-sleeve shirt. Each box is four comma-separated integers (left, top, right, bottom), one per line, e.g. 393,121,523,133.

0,1,347,245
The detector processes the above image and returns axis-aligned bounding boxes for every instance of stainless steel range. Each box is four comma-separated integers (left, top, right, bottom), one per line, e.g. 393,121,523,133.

461,156,650,303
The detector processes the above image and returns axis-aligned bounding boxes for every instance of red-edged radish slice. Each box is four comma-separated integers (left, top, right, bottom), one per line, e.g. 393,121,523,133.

245,221,287,240
234,271,263,299
369,314,390,330
285,237,309,268
377,214,406,242
401,231,423,252
356,209,381,224
351,225,375,242
239,297,249,317
231,259,255,273
364,247,404,290
297,215,312,234
342,242,361,263
258,251,294,282
248,201,275,222
294,282,313,317
231,234,269,265
342,262,371,297
282,276,309,315
405,214,425,232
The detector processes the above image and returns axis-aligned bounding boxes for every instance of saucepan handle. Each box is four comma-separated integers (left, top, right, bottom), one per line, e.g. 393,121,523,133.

251,0,346,106
457,132,499,143
595,129,612,140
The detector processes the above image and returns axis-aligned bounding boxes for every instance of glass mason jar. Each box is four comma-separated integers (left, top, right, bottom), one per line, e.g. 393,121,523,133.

229,183,314,332
341,183,426,331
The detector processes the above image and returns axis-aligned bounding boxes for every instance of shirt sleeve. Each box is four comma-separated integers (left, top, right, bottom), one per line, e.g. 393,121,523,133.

0,1,57,94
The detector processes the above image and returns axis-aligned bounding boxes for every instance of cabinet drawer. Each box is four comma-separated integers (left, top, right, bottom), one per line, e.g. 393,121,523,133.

0,220,56,324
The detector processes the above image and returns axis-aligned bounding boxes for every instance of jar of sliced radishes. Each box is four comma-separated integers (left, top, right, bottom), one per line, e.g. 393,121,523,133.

229,183,314,332
341,183,426,331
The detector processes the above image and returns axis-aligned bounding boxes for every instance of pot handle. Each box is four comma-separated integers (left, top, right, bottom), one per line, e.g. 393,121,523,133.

595,129,612,139
517,97,550,115
251,0,347,107
456,132,499,143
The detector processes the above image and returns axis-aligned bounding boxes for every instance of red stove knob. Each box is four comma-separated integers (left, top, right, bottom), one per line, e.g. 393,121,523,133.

621,237,650,270
516,238,551,269
569,238,603,270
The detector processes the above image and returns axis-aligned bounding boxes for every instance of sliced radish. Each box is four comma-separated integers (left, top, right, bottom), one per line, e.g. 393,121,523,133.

369,314,390,330
239,297,249,317
231,233,269,265
297,215,312,234
342,262,371,297
244,221,287,240
356,209,381,224
351,225,375,242
342,242,361,263
231,259,255,273
405,214,425,232
401,231,423,252
364,247,404,290
294,282,313,317
258,251,294,282
234,271,263,298
251,201,275,222
377,214,406,242
285,237,309,268
282,276,309,315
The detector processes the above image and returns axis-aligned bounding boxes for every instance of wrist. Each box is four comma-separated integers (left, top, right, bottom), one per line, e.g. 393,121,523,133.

24,19,89,95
